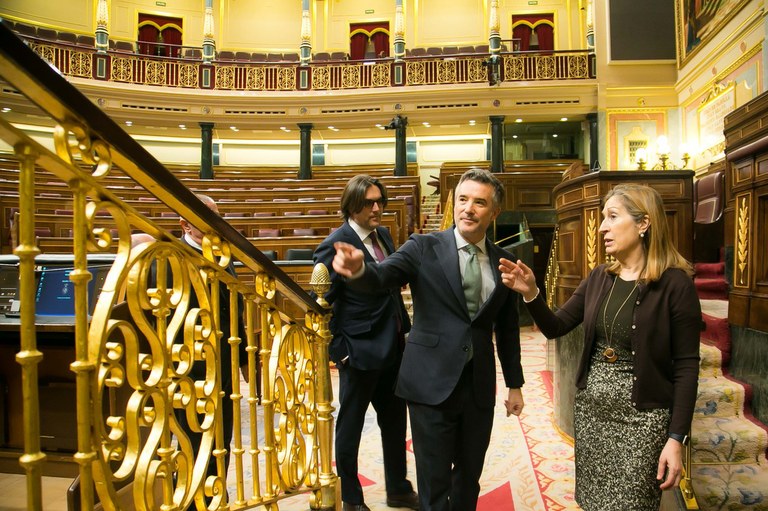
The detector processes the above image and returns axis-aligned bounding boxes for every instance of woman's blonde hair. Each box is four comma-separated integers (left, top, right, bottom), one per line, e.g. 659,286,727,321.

603,184,693,281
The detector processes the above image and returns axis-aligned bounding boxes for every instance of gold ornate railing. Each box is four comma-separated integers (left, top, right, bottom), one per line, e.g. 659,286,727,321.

19,34,595,91
0,23,337,511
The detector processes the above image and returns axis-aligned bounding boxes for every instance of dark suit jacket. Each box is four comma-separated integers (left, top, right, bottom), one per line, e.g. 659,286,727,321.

350,229,524,407
313,222,412,370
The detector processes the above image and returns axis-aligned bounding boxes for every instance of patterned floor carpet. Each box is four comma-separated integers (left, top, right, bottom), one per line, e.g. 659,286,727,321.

248,326,581,511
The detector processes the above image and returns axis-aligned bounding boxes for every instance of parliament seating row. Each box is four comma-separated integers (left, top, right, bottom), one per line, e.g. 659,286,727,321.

7,205,402,260
0,186,414,244
20,211,400,246
217,51,300,63
34,233,327,262
437,159,576,207
405,43,509,58
0,193,409,239
0,157,418,181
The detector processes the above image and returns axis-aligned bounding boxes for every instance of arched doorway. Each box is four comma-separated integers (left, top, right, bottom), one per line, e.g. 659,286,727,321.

138,13,183,58
349,22,389,60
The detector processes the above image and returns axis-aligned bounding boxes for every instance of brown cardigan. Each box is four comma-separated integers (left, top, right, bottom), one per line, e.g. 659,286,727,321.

526,264,702,436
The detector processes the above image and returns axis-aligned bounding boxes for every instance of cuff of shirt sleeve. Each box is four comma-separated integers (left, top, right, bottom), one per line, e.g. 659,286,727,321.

523,288,540,303
348,262,366,280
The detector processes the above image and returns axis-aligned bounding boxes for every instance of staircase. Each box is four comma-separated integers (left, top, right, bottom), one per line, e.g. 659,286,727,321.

401,194,445,316
690,303,768,510
420,194,443,233
694,260,728,300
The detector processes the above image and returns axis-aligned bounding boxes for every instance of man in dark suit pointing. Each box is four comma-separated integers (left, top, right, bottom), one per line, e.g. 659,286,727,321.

332,169,525,511
313,175,418,511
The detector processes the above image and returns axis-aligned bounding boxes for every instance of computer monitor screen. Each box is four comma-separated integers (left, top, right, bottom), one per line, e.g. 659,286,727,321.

0,265,19,314
34,265,111,316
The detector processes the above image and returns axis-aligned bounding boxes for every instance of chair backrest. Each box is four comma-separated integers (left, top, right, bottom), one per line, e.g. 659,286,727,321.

261,249,277,261
694,171,725,224
76,34,95,47
37,27,57,40
285,248,314,261
250,52,267,62
184,48,202,59
114,41,134,53
235,51,251,61
410,47,427,57
292,228,316,236
257,228,280,237
57,31,78,44
330,51,348,61
252,211,276,217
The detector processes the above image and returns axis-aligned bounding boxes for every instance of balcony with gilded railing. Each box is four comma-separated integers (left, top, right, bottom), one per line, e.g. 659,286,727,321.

17,33,595,91
0,23,338,511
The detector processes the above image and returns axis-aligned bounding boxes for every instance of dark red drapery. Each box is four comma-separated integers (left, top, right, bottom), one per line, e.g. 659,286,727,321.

512,14,554,51
138,13,183,57
349,22,389,60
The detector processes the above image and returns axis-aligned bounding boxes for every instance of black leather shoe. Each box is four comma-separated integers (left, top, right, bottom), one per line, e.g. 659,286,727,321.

386,490,419,509
342,503,371,511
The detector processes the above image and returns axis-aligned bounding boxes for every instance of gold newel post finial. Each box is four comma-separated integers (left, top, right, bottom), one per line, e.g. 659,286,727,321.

310,263,331,307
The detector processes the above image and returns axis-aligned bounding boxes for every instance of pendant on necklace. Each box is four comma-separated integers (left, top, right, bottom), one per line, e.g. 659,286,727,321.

602,347,618,363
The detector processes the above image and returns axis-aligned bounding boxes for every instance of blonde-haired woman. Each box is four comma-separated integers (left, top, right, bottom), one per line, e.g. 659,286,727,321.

500,184,701,511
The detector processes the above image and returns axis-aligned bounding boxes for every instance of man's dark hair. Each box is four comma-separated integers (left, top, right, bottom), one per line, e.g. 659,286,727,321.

340,174,388,220
456,168,505,208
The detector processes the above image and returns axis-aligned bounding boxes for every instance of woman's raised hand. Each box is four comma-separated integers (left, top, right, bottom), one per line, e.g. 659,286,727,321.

499,259,538,302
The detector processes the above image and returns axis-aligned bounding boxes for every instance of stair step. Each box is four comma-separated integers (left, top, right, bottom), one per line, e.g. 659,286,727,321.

691,461,768,511
700,343,725,376
702,315,732,359
695,261,726,278
695,278,729,300
692,416,768,464
696,374,747,419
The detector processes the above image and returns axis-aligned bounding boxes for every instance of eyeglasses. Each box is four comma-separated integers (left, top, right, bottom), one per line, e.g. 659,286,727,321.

363,198,384,209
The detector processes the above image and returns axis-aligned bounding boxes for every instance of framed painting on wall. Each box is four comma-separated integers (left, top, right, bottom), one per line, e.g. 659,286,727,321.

676,0,750,67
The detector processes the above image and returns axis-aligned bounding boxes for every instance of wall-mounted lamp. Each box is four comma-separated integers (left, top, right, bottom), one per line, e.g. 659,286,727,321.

635,136,692,170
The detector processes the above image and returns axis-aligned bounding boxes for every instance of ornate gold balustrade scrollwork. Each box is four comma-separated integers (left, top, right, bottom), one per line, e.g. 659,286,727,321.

0,23,337,511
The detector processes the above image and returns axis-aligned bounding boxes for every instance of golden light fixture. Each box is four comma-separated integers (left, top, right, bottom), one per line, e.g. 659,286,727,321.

635,136,692,170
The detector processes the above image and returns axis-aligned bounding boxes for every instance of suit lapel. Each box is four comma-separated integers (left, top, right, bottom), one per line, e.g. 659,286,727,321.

377,227,397,255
